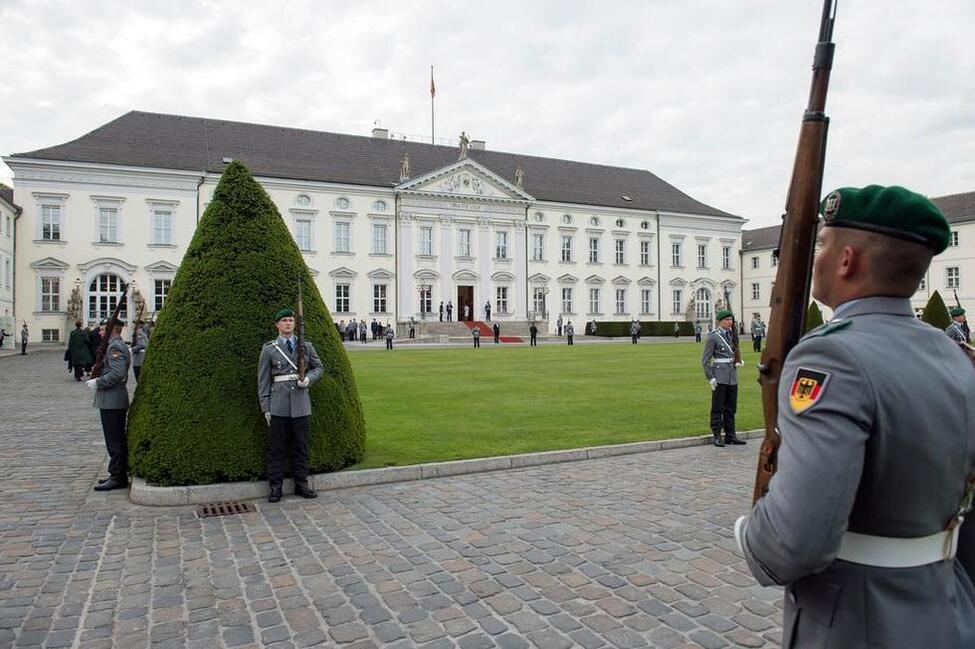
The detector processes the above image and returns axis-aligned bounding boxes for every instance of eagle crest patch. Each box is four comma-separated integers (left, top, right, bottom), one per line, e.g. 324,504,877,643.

110,349,121,359
789,367,830,414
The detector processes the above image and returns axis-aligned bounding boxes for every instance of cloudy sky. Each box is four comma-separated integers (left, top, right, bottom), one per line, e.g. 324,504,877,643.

1,0,972,227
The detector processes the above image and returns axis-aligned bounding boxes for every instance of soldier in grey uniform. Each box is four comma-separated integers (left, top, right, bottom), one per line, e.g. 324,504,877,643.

630,319,641,344
750,314,766,352
130,320,151,382
258,308,324,503
86,319,131,491
736,185,975,648
384,322,394,350
20,323,28,355
565,321,574,345
702,308,746,447
472,326,480,348
946,307,968,343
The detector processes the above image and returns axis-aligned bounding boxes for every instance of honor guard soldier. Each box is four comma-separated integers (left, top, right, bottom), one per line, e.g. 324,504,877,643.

258,308,324,503
702,309,746,446
947,307,969,343
736,186,975,648
86,319,131,491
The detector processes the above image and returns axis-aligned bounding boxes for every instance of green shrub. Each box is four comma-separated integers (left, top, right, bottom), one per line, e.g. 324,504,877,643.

590,320,695,337
803,301,825,334
127,161,365,485
920,290,951,330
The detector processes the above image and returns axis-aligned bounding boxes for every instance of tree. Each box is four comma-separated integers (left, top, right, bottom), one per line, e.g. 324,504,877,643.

803,301,825,334
920,290,951,330
127,161,366,485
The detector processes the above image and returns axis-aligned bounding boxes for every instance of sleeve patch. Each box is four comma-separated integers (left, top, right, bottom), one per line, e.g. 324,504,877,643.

789,367,830,414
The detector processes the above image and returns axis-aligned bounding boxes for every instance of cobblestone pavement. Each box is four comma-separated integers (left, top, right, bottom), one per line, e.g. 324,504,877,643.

0,351,782,648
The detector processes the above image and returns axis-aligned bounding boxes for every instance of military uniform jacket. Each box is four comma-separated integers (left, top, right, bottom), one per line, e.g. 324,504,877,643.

739,297,975,649
946,321,967,343
131,326,150,367
257,338,324,418
630,322,640,335
702,329,737,385
751,320,766,337
565,324,574,336
94,337,130,410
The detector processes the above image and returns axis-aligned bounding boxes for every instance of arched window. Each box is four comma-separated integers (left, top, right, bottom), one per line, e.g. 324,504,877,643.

295,194,312,207
88,273,127,322
372,200,387,212
696,288,712,320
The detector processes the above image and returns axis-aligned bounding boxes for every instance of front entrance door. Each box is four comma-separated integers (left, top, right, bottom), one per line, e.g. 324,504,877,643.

457,286,474,321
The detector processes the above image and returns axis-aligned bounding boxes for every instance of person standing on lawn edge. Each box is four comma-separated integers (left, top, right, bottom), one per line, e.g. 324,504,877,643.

258,307,323,503
702,308,746,447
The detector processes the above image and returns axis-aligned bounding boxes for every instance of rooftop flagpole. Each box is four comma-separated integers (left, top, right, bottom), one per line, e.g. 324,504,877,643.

430,66,436,144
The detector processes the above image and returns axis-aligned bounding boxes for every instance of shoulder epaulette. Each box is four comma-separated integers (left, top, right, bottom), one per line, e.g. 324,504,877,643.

805,319,853,338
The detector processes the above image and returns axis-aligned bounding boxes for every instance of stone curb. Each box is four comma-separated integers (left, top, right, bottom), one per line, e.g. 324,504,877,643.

129,428,765,506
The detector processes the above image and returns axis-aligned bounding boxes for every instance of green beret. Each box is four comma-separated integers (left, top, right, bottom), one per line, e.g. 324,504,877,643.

950,307,965,317
820,185,950,254
716,309,734,321
274,308,295,322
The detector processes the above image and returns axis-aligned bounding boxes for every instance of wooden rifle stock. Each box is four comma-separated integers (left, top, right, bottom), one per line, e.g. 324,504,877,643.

753,0,838,504
297,279,306,382
91,283,129,378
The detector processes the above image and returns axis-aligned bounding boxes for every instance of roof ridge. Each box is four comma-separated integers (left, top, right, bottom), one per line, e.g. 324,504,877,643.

931,190,975,201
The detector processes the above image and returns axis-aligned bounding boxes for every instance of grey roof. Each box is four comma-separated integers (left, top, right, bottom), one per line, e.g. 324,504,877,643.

932,191,975,224
741,224,781,252
11,111,739,219
0,186,20,213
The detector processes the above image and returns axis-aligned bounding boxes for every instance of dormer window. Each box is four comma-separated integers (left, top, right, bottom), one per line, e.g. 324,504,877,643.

372,200,387,212
336,197,350,210
295,194,312,207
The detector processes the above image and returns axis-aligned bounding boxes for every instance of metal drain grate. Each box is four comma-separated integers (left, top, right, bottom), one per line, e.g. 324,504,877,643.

196,501,256,518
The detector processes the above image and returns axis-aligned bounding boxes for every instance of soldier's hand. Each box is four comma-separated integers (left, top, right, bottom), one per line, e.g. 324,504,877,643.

85,379,98,391
736,360,745,368
708,378,717,392
264,412,271,426
297,377,310,388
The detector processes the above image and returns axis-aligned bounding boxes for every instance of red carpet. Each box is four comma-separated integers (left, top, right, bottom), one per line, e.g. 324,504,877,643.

463,321,522,343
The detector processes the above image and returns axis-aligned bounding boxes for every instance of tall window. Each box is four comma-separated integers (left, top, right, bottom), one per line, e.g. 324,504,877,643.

295,219,312,251
41,278,60,312
589,238,600,263
152,209,173,245
372,223,387,254
533,287,546,315
615,289,626,314
419,227,433,255
697,244,707,269
335,284,350,312
751,256,759,269
496,231,508,259
88,274,126,321
561,235,573,262
532,234,544,261
950,231,959,247
641,288,652,314
640,241,651,265
496,286,508,313
42,329,60,342
41,205,61,241
373,284,387,313
458,229,471,257
98,207,118,243
561,287,573,314
672,289,682,314
154,279,171,312
752,283,760,300
671,242,682,267
419,285,432,314
4,259,10,289
771,253,779,267
589,288,600,314
334,222,351,253
696,288,712,320
615,239,625,264
722,246,731,270
947,266,960,289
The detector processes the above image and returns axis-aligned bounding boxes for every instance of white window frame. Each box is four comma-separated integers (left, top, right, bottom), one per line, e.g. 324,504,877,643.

151,208,173,246
641,288,652,314
335,283,350,313
372,223,388,255
561,287,573,314
751,256,760,269
419,226,433,256
589,237,600,263
696,243,707,269
40,277,60,312
458,229,472,257
752,283,760,301
672,288,682,314
589,288,600,314
950,231,959,247
154,279,172,312
919,276,926,291
771,253,779,267
419,285,432,314
947,266,960,289
532,287,546,315
4,258,10,289
561,235,573,262
532,233,544,261
97,206,119,243
496,231,509,259
640,240,651,266
671,242,682,267
295,218,313,251
615,239,625,265
373,284,388,313
334,222,351,253
41,205,62,241
496,286,509,314
88,274,126,321
615,288,626,315
722,246,731,270
696,288,712,320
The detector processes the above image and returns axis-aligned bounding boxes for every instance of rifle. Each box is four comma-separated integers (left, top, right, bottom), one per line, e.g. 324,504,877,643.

723,289,742,364
296,279,306,382
753,0,838,504
954,290,970,342
91,283,129,378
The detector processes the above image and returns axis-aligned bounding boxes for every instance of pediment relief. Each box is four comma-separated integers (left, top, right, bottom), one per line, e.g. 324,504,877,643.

557,274,578,284
491,271,516,282
329,266,357,279
637,276,656,286
78,257,137,273
413,268,441,280
611,276,632,285
397,159,533,202
145,261,178,273
669,277,687,287
528,273,551,283
584,275,605,285
452,269,479,281
367,269,395,280
30,256,70,271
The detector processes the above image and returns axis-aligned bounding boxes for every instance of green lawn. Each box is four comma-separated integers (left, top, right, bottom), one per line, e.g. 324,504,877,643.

346,341,764,469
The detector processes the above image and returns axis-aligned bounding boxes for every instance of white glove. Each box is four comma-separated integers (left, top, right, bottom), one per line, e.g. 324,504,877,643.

85,379,98,391
297,377,310,388
735,360,745,368
709,378,717,392
264,412,271,426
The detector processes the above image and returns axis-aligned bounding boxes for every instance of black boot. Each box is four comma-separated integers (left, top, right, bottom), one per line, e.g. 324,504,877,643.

268,482,282,503
295,481,317,499
725,434,747,445
713,434,725,447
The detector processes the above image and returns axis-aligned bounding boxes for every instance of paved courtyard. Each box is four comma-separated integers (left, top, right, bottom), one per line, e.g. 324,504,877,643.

0,350,782,649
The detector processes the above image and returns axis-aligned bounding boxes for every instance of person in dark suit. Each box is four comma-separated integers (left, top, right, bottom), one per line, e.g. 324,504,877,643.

529,322,538,346
493,322,500,344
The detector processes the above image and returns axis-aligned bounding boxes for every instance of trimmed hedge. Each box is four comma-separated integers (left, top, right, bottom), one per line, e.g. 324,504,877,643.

921,290,951,330
589,321,695,337
804,301,825,334
127,161,366,485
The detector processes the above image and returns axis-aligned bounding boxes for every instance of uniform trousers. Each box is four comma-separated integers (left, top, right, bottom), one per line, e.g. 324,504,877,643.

385,338,393,350
473,337,480,348
567,335,574,345
752,336,762,352
530,334,537,346
267,415,310,485
709,383,738,439
631,335,638,344
100,408,128,480
21,341,27,354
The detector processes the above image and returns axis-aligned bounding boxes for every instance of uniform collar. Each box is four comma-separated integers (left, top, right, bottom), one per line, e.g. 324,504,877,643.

831,296,914,320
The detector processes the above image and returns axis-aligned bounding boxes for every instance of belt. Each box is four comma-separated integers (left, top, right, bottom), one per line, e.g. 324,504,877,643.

836,529,958,568
273,374,300,382
712,358,733,364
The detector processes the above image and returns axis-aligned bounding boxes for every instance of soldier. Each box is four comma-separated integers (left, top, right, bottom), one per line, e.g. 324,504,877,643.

409,316,416,339
384,322,394,350
446,300,453,322
702,309,746,447
946,307,968,343
258,308,324,503
673,322,680,338
556,314,563,336
630,319,640,344
472,325,480,348
359,319,367,344
485,300,492,322
751,313,766,352
565,320,574,345
20,323,28,354
529,322,538,347
735,185,975,648
695,323,702,343
130,319,151,382
439,301,444,322
493,322,500,344
85,319,131,491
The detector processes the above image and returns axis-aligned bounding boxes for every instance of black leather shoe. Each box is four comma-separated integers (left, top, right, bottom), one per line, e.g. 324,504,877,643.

97,477,111,485
726,437,747,445
713,437,725,447
295,482,318,499
93,478,126,491
268,483,282,503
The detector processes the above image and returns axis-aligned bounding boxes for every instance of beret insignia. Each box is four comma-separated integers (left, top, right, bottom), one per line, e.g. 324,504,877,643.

822,191,841,222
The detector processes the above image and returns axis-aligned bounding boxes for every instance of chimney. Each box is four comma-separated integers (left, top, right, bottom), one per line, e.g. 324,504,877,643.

470,139,486,151
371,127,389,139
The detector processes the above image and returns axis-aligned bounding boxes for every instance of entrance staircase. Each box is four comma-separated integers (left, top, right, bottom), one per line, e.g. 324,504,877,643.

408,319,542,343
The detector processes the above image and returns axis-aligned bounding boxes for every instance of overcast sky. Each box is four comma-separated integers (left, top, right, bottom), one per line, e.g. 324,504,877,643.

1,0,972,228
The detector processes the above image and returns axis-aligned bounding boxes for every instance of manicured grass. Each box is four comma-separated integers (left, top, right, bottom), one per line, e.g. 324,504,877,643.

346,341,764,469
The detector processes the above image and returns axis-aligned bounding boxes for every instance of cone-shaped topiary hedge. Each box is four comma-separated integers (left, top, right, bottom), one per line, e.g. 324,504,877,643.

128,161,365,485
803,301,825,334
920,290,951,330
